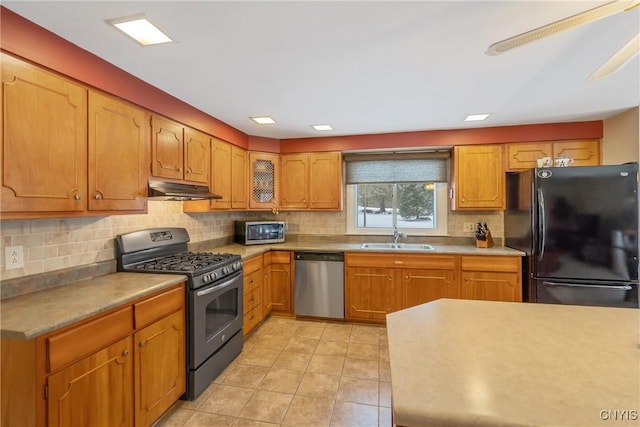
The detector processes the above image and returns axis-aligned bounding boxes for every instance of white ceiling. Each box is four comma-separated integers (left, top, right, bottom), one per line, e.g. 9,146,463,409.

4,1,639,140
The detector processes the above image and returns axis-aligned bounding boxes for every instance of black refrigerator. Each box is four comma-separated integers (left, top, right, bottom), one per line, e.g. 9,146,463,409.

505,163,639,308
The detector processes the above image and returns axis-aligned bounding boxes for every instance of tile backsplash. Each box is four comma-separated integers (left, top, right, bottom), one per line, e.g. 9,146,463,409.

1,203,502,281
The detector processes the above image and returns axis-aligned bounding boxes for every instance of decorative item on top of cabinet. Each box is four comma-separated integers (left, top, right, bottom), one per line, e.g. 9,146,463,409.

249,152,280,210
280,152,343,210
151,115,210,185
451,145,505,210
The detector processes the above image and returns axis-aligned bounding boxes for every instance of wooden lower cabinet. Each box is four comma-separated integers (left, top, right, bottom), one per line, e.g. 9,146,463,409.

48,336,133,427
269,251,292,314
345,267,403,322
243,256,264,336
404,268,459,308
0,283,185,427
460,256,522,302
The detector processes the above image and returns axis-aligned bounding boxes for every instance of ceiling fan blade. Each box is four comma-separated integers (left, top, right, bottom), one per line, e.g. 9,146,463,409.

587,33,640,80
486,0,640,56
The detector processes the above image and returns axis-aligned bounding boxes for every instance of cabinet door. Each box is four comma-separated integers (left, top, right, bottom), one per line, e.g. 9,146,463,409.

403,268,458,308
280,153,309,209
211,138,232,209
460,271,521,302
48,336,133,427
505,142,553,171
553,140,600,166
263,262,273,316
453,145,504,210
249,152,280,210
134,310,185,427
309,152,342,210
151,116,183,181
88,91,148,212
345,267,403,322
183,128,210,185
230,146,247,209
1,53,87,213
270,262,291,313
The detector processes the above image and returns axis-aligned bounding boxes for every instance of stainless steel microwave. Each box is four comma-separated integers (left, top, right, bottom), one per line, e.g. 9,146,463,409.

234,221,285,245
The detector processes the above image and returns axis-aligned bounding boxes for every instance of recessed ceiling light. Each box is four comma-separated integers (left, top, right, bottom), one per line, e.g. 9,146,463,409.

106,15,173,46
312,124,333,131
250,116,276,125
464,114,490,122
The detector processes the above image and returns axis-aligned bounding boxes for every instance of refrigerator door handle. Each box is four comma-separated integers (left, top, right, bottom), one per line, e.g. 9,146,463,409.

537,188,545,262
542,281,632,291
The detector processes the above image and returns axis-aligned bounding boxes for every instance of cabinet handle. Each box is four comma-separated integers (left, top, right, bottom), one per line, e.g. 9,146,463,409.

249,279,254,284
461,198,467,202
74,194,82,201
177,167,182,172
250,296,254,301
186,167,192,174
122,350,129,357
405,276,409,280
139,341,146,348
387,276,393,281
393,260,404,264
94,194,102,200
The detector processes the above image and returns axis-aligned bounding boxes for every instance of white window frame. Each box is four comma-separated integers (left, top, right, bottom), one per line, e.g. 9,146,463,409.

345,182,449,236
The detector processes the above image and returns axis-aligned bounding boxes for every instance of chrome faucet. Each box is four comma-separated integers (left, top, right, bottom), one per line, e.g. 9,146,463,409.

393,225,407,244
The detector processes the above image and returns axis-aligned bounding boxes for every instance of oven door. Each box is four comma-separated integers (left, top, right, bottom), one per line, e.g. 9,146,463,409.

190,271,243,369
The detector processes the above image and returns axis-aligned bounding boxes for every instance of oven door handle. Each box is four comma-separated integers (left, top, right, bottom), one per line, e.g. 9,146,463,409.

196,275,239,296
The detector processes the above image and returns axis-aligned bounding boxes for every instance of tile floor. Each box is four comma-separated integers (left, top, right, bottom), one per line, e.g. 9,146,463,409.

155,316,392,427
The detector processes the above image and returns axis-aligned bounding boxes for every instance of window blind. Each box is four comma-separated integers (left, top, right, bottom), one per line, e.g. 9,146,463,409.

344,151,449,184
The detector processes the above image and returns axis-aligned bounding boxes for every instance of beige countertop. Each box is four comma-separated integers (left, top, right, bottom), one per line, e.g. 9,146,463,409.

386,299,640,427
0,272,186,340
200,242,525,259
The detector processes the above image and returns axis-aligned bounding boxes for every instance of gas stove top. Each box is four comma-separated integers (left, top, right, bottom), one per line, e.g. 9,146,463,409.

116,227,243,289
133,252,239,273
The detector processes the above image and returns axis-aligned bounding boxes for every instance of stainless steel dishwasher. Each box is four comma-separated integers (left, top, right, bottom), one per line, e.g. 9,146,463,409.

294,251,345,319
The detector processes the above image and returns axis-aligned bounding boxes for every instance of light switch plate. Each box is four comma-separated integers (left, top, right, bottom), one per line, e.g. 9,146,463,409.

463,223,475,232
5,245,24,270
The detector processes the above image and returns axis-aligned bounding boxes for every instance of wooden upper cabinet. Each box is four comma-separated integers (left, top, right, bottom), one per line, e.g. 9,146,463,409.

505,140,600,171
151,116,184,181
88,91,148,212
505,142,553,171
280,154,309,209
280,152,343,210
183,128,210,185
249,152,280,210
231,145,248,209
1,53,88,214
452,145,505,210
151,115,211,185
553,140,600,166
210,138,232,209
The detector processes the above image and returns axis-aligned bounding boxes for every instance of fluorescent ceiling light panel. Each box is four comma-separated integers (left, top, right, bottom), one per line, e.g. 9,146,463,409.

312,124,333,131
464,114,490,122
107,16,172,46
251,116,276,125
587,33,640,80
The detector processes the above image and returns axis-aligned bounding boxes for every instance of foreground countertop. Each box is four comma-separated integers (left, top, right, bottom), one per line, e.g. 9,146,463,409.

1,273,186,340
386,299,640,427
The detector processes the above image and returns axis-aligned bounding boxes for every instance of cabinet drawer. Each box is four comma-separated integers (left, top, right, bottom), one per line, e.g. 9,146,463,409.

460,256,520,272
134,284,185,330
347,253,457,269
271,251,291,264
243,255,262,275
244,269,262,293
47,306,133,372
243,287,261,314
243,306,262,335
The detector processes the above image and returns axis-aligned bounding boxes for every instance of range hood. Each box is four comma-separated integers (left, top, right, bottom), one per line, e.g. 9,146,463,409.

148,180,222,201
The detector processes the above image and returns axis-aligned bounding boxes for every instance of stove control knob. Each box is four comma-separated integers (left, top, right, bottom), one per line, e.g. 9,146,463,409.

222,267,230,275
212,272,218,280
234,262,242,270
203,274,210,283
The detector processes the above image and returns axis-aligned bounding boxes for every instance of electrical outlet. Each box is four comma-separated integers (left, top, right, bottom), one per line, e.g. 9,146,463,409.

5,245,24,270
463,222,475,232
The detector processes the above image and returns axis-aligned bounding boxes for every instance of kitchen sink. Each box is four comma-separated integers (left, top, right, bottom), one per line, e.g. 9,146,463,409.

360,243,435,251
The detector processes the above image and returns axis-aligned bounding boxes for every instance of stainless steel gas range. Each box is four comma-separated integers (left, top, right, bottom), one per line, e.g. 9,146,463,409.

116,228,243,400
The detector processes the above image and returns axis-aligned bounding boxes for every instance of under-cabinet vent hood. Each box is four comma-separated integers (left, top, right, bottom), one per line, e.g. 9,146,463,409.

148,180,222,201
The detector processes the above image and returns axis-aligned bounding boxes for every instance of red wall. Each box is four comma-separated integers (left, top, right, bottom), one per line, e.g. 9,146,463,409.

1,6,603,154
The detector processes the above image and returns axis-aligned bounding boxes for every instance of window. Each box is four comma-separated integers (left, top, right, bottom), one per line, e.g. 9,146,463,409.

344,152,449,236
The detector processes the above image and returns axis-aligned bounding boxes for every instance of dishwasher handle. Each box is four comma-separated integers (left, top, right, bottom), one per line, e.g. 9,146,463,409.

294,251,344,262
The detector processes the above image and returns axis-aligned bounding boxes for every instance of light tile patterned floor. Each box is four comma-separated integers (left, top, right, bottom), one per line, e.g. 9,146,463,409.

155,316,392,427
